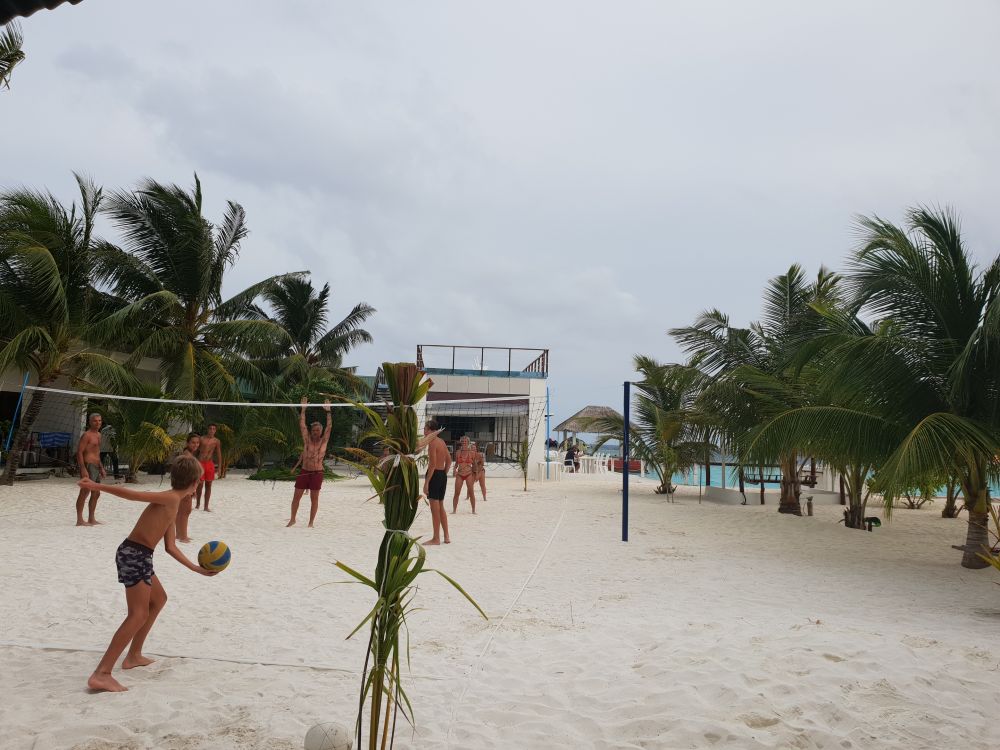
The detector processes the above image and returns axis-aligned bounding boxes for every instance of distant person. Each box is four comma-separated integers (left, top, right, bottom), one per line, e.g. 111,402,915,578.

287,397,332,528
195,423,222,512
452,435,477,514
79,455,214,692
75,413,105,526
100,422,119,479
174,432,200,543
422,419,451,545
564,443,579,473
470,441,487,502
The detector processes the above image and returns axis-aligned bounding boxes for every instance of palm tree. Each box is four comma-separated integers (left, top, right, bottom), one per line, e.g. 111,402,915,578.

752,208,1000,567
587,355,707,495
671,265,835,514
0,175,136,484
96,385,176,482
214,407,286,476
0,21,25,90
260,276,374,390
93,175,299,401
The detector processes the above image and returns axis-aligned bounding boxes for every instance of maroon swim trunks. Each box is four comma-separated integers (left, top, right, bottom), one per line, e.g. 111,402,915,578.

294,469,324,491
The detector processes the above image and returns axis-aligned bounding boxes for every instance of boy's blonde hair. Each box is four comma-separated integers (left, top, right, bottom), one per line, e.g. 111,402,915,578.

170,454,203,490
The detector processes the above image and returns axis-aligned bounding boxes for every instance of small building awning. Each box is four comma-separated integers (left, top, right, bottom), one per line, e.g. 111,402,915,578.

553,405,622,434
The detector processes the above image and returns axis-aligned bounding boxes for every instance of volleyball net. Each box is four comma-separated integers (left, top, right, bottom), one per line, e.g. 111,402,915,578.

1,384,548,482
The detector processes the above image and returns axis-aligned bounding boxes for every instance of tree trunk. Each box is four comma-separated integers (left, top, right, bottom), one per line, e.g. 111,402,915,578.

941,481,960,519
839,474,846,505
778,453,802,515
843,502,866,529
2,388,48,486
961,510,991,569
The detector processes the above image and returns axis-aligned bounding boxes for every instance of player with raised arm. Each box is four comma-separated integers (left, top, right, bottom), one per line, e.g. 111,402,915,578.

286,397,332,528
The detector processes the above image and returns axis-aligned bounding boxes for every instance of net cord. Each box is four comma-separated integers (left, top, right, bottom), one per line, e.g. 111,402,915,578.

23,385,534,409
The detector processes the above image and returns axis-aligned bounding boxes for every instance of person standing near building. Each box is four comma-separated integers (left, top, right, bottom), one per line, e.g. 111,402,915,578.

422,419,451,544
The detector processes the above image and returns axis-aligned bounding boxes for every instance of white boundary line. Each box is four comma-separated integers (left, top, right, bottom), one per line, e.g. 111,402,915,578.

0,640,449,681
444,494,569,748
24,385,540,409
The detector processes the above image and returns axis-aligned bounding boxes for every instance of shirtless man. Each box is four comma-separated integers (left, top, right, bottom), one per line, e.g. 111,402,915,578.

195,423,222,512
286,397,332,528
422,419,452,545
75,413,105,526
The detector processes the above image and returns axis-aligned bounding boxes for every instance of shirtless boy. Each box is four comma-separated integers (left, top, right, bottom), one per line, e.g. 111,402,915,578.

75,413,105,526
80,454,215,692
175,433,200,543
287,397,332,528
195,423,221,512
422,419,452,545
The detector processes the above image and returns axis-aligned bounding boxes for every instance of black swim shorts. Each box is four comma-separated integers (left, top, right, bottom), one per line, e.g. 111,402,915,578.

116,538,154,587
427,469,448,501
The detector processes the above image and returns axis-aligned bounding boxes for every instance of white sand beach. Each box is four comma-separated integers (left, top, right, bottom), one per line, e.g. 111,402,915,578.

1,473,998,750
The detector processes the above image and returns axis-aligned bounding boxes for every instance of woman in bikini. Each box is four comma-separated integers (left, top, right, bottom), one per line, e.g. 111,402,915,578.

451,435,477,514
471,441,487,502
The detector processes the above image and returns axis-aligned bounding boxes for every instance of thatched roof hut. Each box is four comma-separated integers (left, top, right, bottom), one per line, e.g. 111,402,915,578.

553,405,621,435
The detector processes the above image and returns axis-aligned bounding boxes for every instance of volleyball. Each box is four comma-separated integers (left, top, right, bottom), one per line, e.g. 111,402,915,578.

198,540,231,572
303,722,352,750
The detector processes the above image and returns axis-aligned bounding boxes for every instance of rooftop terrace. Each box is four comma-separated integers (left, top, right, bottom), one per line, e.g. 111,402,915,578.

416,344,548,379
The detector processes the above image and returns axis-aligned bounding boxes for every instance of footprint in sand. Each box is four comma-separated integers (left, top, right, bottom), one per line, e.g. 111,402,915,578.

739,713,781,729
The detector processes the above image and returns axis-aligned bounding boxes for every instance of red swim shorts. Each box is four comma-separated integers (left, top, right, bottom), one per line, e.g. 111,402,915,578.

200,460,216,482
294,470,324,491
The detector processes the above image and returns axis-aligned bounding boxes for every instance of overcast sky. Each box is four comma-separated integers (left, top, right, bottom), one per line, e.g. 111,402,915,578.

4,0,999,424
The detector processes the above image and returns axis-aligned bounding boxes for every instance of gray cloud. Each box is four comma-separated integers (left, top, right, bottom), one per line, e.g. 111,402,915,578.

4,0,999,424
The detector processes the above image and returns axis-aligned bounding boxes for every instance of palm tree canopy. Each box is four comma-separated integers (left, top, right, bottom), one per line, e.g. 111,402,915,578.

0,174,136,392
93,175,302,400
0,20,25,89
261,275,374,385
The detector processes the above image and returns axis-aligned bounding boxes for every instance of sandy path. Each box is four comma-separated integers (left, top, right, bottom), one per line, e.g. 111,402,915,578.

1,474,998,749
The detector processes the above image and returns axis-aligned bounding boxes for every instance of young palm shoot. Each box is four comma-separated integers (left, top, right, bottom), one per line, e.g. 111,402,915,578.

336,362,486,750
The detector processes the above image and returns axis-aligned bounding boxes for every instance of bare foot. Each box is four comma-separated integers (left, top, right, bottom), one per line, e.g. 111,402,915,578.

204,508,211,512
451,510,457,515
472,510,477,515
444,539,451,544
87,519,102,525
286,519,296,527
307,523,315,528
87,672,127,692
177,537,191,543
76,520,87,527
122,654,155,669
425,539,441,546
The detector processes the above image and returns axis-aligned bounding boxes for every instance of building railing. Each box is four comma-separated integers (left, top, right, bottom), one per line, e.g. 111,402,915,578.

415,345,549,378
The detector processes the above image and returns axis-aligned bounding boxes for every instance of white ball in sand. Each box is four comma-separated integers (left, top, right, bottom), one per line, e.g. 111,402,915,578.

304,722,352,750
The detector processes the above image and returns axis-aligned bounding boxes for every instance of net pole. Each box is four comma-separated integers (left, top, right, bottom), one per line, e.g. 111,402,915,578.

622,380,630,542
3,372,29,453
545,387,551,480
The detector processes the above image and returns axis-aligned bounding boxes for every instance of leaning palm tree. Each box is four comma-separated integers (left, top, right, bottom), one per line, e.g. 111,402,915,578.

587,355,707,495
92,175,299,401
0,22,25,90
260,276,375,390
0,175,137,484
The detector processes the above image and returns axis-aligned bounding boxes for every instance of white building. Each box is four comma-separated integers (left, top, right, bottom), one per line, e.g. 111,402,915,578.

402,345,550,475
